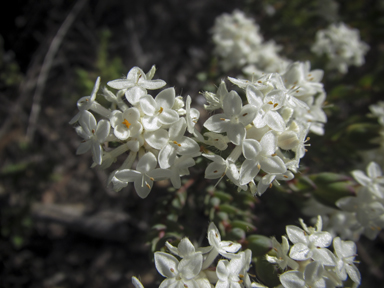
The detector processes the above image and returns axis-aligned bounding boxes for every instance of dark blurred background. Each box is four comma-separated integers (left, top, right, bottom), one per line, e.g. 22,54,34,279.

1,0,384,287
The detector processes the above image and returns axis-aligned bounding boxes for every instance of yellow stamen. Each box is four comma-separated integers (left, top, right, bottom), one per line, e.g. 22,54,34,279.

173,141,181,147
122,119,131,129
273,103,278,108
158,107,164,113
145,182,151,189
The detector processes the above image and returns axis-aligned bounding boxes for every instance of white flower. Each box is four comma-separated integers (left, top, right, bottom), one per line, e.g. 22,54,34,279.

351,161,384,199
240,133,287,186
107,66,166,105
166,237,201,260
75,111,110,165
202,222,242,269
286,217,336,266
369,101,384,126
215,253,245,288
169,155,196,189
203,90,257,145
333,237,361,284
311,22,369,73
266,236,299,270
279,261,335,288
69,77,100,124
140,87,179,131
155,251,203,288
114,152,171,198
109,107,142,140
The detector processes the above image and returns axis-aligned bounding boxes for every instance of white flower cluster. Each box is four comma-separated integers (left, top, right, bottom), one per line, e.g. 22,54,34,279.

132,222,265,288
202,61,326,195
211,10,291,74
131,218,360,288
273,216,361,288
311,22,369,74
70,66,201,198
304,162,384,241
71,62,326,198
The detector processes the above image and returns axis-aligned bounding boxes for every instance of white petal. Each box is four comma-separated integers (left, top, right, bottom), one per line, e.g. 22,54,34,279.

367,162,382,178
158,109,179,125
286,225,307,244
140,95,157,116
126,86,146,105
351,170,370,186
158,144,177,168
264,111,285,132
136,152,158,173
76,141,91,155
203,114,228,133
154,252,179,278
279,271,305,288
246,85,263,109
239,104,257,126
140,79,166,90
147,168,172,180
223,91,242,117
134,177,153,198
259,156,286,174
176,137,200,156
144,129,169,150
240,160,260,185
227,123,245,145
155,87,176,109
178,254,203,279
96,120,111,142
91,142,103,165
260,131,277,155
115,169,141,182
169,118,187,141
242,139,262,159
289,243,311,261
141,115,161,131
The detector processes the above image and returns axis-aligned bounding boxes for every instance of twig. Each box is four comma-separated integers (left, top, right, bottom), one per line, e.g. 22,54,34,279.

26,0,88,142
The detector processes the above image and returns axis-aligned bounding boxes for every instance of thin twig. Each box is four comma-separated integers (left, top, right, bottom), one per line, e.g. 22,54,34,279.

26,0,88,142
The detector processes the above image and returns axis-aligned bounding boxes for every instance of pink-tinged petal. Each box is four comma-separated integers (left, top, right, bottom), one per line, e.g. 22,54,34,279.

223,91,242,117
126,86,146,105
154,252,179,278
259,156,286,174
246,85,263,109
155,87,175,109
141,115,161,131
227,123,245,145
203,114,228,133
136,152,157,173
260,131,277,155
240,160,260,185
264,111,285,132
239,104,257,126
289,243,311,261
242,139,262,159
158,144,177,168
158,109,179,125
144,129,169,150
140,95,157,116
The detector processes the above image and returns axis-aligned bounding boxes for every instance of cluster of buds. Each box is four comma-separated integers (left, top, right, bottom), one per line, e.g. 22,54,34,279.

311,22,369,74
202,61,327,195
211,10,291,74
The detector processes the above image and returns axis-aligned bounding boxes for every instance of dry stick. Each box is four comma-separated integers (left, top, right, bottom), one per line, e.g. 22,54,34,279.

26,0,88,142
